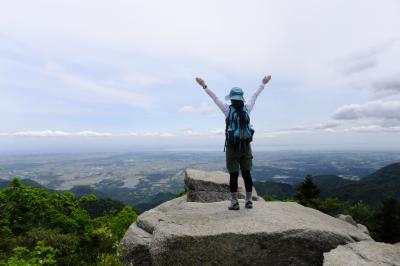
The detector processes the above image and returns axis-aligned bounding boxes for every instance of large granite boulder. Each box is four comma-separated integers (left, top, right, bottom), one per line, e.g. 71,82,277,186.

119,195,371,266
323,241,400,266
185,169,262,202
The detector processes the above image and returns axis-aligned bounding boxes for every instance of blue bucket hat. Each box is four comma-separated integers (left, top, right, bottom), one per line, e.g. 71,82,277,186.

225,87,245,101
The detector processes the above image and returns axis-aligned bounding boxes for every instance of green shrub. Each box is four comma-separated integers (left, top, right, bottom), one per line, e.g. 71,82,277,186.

314,198,348,216
345,201,373,225
3,241,58,266
18,228,80,265
177,190,187,197
263,195,279,201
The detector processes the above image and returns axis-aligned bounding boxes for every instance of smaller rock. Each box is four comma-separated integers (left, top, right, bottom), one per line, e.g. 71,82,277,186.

356,223,370,236
118,223,152,266
336,214,370,235
336,214,357,226
185,169,263,203
323,241,400,266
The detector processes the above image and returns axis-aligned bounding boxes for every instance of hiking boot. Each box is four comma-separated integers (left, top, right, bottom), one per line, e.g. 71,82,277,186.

245,201,253,209
228,202,240,210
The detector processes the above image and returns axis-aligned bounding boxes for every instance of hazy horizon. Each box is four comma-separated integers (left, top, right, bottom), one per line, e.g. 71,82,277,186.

1,138,399,157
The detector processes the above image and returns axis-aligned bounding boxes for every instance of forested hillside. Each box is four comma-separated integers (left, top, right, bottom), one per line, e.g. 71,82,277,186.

0,179,137,265
254,162,400,208
322,162,400,207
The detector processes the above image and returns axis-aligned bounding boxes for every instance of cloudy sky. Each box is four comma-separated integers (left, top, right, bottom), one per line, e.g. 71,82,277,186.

1,0,400,153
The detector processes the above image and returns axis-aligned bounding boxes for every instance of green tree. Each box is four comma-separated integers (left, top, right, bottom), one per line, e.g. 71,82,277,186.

370,196,400,243
110,206,137,240
294,175,320,206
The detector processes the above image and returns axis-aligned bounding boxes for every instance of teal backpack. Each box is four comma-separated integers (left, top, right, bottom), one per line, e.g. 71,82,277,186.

224,105,255,151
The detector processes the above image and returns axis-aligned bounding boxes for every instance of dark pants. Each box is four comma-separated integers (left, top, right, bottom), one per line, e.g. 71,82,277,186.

229,169,253,193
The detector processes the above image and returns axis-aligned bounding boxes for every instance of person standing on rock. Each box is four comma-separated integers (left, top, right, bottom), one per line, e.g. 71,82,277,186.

195,75,272,210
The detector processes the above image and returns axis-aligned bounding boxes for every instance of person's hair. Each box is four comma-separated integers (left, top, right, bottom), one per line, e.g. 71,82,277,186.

231,99,244,108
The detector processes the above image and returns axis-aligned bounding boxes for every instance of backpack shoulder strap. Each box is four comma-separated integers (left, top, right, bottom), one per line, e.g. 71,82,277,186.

229,105,237,124
243,105,250,114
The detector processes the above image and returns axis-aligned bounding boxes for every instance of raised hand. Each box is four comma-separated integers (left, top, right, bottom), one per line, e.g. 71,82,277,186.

195,77,207,89
262,75,272,85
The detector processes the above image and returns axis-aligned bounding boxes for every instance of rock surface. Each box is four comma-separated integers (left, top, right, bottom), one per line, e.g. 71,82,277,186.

185,169,262,202
336,214,370,235
119,223,152,266
119,195,371,266
323,241,400,266
336,214,357,226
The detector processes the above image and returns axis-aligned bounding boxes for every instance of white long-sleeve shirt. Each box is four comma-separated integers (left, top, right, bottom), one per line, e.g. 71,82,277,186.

203,84,266,117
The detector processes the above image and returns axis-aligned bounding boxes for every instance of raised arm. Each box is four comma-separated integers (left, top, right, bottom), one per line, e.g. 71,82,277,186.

196,77,229,116
246,75,271,112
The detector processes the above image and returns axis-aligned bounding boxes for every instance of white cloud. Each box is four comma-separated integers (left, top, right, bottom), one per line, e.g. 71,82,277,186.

210,128,225,135
159,132,174,137
331,100,400,133
3,0,398,79
6,130,178,138
256,122,342,138
332,100,400,121
273,123,341,133
180,128,226,136
336,41,386,76
182,129,202,136
141,132,174,137
14,130,71,137
336,39,400,98
74,130,113,137
314,122,341,130
257,128,308,138
12,130,112,137
288,126,309,132
142,132,158,137
323,128,337,133
344,125,400,133
371,76,400,97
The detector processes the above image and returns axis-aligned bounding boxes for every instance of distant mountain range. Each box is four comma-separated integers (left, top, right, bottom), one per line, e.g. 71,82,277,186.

67,184,177,212
0,178,53,190
254,162,400,208
1,162,399,210
0,178,176,213
322,162,400,207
